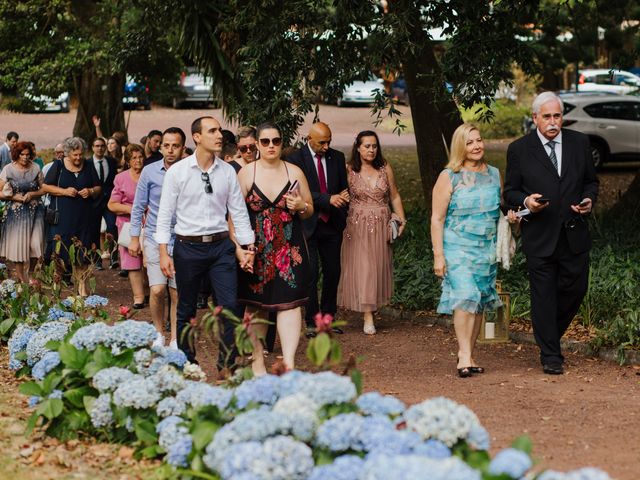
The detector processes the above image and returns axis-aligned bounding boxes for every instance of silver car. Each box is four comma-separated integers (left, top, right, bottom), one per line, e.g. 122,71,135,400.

560,93,640,168
172,68,217,108
337,76,384,107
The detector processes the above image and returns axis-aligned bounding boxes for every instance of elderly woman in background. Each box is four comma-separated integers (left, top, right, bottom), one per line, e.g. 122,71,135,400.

0,141,45,282
431,123,518,378
338,130,406,335
108,144,146,308
43,137,101,295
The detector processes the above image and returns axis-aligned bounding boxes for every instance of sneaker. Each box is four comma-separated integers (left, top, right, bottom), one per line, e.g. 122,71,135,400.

152,333,165,349
169,339,178,350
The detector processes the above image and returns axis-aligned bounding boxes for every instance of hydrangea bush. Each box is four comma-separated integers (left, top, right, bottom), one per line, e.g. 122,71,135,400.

1,289,613,480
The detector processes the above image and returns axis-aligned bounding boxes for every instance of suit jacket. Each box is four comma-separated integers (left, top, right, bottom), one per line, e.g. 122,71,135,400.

0,143,11,171
287,145,348,238
88,155,118,211
503,129,599,257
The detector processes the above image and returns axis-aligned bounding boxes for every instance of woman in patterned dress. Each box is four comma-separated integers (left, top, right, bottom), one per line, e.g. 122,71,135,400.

237,122,313,375
338,131,407,335
0,141,45,282
431,123,518,377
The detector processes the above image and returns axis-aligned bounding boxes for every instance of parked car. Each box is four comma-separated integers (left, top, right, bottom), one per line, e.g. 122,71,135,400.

123,75,151,110
576,69,640,95
336,75,384,107
524,93,640,169
22,89,70,113
172,68,217,108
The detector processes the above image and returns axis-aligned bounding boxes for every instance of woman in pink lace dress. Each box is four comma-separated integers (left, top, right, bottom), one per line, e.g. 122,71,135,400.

338,131,407,335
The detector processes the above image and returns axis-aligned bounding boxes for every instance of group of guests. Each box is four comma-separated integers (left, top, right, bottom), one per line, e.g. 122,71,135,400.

0,89,597,378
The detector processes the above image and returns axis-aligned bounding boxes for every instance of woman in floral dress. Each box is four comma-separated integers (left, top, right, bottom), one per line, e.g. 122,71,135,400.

237,122,313,375
0,141,45,283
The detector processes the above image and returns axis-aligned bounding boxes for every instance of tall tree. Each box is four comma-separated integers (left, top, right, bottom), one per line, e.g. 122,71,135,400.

0,0,182,142
168,0,539,208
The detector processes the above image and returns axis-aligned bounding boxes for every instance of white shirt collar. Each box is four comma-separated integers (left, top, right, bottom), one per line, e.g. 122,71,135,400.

536,129,562,147
308,143,321,159
187,153,220,172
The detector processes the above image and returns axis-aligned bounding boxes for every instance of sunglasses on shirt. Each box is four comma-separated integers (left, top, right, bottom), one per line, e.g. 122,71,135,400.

259,137,282,147
201,172,213,194
238,144,257,154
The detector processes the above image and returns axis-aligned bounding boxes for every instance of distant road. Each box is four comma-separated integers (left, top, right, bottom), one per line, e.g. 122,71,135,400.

0,104,418,150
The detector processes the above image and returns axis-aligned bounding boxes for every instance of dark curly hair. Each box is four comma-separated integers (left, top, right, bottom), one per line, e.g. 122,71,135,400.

11,141,35,162
349,130,386,172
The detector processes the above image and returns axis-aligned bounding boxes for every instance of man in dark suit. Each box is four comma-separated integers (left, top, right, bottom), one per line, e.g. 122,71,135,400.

89,137,118,269
504,91,599,375
288,122,349,337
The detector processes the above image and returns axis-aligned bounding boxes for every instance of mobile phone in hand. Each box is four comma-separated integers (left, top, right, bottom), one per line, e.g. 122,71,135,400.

535,197,549,205
578,200,589,208
287,180,299,194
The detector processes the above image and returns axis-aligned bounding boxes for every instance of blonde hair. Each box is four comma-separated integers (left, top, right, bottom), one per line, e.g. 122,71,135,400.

445,123,485,173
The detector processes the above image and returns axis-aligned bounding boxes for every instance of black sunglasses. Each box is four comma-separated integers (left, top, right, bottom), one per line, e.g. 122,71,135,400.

238,144,257,154
201,172,213,194
259,137,282,147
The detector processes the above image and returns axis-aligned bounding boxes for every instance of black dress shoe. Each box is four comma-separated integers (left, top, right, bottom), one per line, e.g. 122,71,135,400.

457,367,473,378
110,260,120,270
133,303,145,310
118,269,129,278
542,364,564,375
469,366,485,374
331,327,344,334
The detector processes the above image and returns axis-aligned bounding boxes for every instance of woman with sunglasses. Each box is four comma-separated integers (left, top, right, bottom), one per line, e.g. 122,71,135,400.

237,122,314,375
228,126,258,173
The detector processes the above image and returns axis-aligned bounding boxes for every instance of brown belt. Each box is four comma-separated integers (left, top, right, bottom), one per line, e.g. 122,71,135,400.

175,232,229,243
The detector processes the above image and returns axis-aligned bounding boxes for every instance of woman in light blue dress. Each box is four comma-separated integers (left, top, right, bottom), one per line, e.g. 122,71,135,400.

431,123,517,377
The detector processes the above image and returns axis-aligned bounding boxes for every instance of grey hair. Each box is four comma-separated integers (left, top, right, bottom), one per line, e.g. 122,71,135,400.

532,91,563,114
62,137,87,156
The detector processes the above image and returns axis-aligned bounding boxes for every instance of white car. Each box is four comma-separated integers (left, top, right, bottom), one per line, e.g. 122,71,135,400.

23,90,70,113
337,76,384,107
577,69,640,95
172,68,217,108
560,93,640,168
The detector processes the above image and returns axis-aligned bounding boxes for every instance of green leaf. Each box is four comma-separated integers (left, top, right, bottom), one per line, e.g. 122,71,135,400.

350,369,363,396
64,387,94,408
19,381,43,397
329,341,342,363
37,398,63,420
82,361,105,378
192,421,218,450
305,341,317,365
114,350,133,367
83,395,97,414
93,345,113,366
134,418,158,445
58,342,82,369
138,444,163,459
14,350,27,361
42,372,62,393
511,435,533,454
0,317,16,335
313,333,331,365
25,411,40,436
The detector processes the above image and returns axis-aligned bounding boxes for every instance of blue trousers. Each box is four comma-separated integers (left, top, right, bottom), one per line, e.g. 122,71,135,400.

173,237,240,368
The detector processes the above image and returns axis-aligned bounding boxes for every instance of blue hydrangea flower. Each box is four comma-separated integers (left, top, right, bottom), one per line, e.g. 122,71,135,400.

26,321,70,366
93,367,136,392
8,323,35,370
488,448,532,478
47,307,75,322
163,349,187,368
166,434,193,467
156,396,186,418
32,351,61,380
272,394,320,441
70,322,111,351
206,435,314,480
412,439,452,459
90,393,114,428
150,365,185,393
315,413,366,452
0,278,17,296
109,320,157,349
134,348,152,366
362,454,481,480
281,371,357,406
157,415,190,451
28,396,41,408
357,392,406,417
84,295,109,307
112,375,161,409
403,397,486,448
49,389,63,399
61,298,74,308
176,380,233,410
362,421,422,455
308,455,365,480
234,374,281,409
467,424,490,451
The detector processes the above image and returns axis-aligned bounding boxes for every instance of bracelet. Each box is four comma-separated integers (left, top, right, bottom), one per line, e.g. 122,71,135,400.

298,202,309,215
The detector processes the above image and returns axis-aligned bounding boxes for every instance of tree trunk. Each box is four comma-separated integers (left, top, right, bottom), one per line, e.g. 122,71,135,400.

401,41,462,212
72,68,126,145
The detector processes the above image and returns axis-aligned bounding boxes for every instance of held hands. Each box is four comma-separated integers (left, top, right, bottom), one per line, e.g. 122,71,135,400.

433,254,446,278
571,198,592,215
330,189,350,208
64,187,78,198
236,246,255,273
506,209,521,224
77,188,92,199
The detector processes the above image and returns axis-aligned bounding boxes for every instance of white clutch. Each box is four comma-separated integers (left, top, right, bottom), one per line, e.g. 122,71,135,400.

118,222,132,248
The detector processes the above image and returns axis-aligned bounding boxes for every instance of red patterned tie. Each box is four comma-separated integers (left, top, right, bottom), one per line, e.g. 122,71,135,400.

316,153,330,222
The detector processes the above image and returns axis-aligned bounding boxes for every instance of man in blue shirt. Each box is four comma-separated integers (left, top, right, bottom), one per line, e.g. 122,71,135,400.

128,127,186,349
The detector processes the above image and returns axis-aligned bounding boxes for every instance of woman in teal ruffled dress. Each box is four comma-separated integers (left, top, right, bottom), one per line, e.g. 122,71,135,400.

431,123,517,378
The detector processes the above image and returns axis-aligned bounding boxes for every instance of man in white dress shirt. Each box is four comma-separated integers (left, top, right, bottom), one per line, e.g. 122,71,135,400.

156,116,255,368
0,131,19,171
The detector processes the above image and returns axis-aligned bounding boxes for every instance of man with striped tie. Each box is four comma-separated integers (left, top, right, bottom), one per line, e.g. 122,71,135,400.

504,91,599,375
